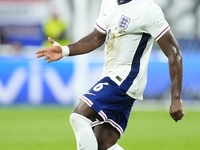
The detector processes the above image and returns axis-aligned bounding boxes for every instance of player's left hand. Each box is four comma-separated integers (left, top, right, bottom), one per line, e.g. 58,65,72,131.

169,99,185,122
35,37,62,63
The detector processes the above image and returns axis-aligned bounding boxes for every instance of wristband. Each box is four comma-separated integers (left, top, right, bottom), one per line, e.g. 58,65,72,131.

53,41,70,57
61,45,70,57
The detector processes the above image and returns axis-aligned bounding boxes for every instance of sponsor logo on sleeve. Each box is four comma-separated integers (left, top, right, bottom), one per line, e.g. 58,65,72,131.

153,18,165,26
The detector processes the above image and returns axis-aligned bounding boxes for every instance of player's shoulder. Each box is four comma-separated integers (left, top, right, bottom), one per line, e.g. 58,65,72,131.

136,0,164,17
131,0,162,15
144,0,163,12
136,0,161,9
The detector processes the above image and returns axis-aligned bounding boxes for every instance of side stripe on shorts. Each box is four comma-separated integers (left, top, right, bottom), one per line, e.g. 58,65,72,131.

80,96,93,107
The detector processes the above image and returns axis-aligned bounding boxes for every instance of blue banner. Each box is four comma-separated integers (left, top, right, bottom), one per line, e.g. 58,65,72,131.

0,53,199,105
0,57,74,105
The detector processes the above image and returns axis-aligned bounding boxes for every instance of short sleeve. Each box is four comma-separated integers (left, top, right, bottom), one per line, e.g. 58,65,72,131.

95,0,107,34
141,3,170,41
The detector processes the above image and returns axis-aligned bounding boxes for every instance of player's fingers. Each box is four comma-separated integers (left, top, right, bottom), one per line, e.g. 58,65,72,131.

170,110,184,122
46,59,52,63
48,37,54,44
36,53,46,58
170,113,177,122
44,56,49,60
35,49,47,54
175,109,184,120
170,110,180,122
177,109,185,120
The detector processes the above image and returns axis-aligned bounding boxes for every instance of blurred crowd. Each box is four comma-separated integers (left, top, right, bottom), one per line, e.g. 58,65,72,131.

0,0,199,55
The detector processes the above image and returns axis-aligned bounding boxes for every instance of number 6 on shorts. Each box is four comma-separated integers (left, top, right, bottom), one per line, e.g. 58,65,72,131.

93,82,109,92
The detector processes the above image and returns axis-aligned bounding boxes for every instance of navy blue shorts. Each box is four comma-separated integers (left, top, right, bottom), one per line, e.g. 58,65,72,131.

79,77,135,136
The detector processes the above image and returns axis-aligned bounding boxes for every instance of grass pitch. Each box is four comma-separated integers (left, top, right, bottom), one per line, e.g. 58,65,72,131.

0,106,199,150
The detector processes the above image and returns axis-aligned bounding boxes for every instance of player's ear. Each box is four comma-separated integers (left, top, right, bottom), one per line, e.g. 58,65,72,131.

48,37,54,44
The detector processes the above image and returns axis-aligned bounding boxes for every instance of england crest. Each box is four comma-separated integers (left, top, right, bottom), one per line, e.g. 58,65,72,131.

118,15,130,30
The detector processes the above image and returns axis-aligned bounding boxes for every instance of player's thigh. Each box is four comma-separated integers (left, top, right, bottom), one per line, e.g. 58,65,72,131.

93,123,120,150
72,100,102,121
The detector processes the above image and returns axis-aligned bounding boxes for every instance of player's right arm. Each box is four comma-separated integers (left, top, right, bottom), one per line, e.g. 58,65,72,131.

35,28,106,63
68,28,106,56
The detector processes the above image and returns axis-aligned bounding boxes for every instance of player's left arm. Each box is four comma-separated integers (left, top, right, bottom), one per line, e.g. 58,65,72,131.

157,30,185,122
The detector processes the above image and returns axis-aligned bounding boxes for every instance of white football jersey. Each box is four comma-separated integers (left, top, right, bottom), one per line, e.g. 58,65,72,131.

95,0,170,100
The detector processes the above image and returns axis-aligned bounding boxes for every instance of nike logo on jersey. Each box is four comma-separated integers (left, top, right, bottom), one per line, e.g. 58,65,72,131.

103,14,107,16
86,92,96,96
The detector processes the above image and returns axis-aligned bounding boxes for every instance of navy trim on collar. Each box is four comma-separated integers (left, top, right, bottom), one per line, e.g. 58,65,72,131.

117,0,132,5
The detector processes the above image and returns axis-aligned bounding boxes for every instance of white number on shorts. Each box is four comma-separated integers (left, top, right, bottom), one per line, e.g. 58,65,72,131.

93,82,109,92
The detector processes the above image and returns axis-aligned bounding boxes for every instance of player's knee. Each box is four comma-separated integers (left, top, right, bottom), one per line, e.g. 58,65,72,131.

70,113,92,129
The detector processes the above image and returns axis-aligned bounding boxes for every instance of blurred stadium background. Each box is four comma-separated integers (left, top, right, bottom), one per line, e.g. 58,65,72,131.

0,0,200,150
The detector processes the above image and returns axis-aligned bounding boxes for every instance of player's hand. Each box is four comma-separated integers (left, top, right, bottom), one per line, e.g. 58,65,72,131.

35,37,62,63
169,99,185,122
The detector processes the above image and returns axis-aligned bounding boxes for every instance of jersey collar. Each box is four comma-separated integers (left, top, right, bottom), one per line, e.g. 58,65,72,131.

117,0,132,5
